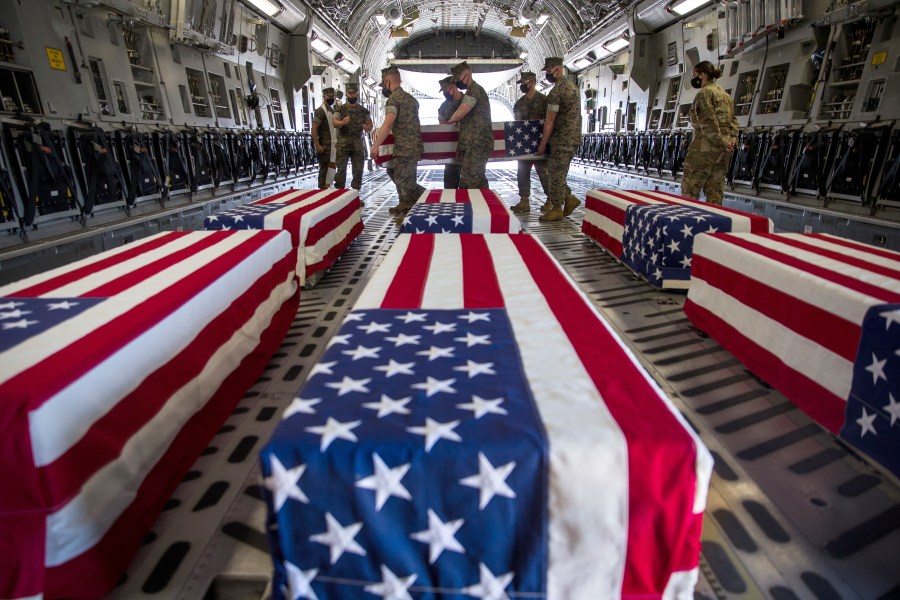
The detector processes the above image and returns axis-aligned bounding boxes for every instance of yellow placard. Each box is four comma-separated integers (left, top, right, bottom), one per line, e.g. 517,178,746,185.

872,51,888,66
46,47,66,71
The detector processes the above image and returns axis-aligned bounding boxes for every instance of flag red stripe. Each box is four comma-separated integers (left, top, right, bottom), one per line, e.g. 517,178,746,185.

480,190,512,233
455,189,467,203
461,235,503,308
306,221,364,278
0,232,281,406
277,189,340,206
40,252,297,506
9,232,189,297
691,253,860,361
305,201,361,247
83,232,230,297
381,235,435,308
753,233,900,281
684,298,846,432
809,233,900,261
582,220,623,256
280,189,350,249
424,190,444,203
253,188,318,204
717,234,900,303
509,234,700,594
595,189,653,206
43,287,300,600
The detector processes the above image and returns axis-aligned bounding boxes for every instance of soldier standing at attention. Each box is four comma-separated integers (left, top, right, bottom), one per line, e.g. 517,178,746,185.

446,61,493,189
370,66,425,214
536,57,582,222
437,76,462,189
311,87,337,189
681,61,738,205
510,71,549,214
333,82,373,191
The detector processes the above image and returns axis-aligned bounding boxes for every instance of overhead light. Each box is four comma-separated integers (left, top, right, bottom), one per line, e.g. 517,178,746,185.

363,76,376,86
375,13,388,25
535,12,550,25
519,50,528,59
517,14,530,26
386,51,395,59
667,0,715,15
573,51,597,70
243,0,282,16
337,57,358,73
603,34,630,53
310,33,332,54
594,47,612,59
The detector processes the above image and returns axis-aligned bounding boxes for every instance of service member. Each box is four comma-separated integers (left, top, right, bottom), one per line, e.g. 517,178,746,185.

311,87,337,189
536,57,582,222
437,76,462,189
446,61,493,189
334,89,344,109
370,66,425,214
681,60,739,205
333,82,373,190
511,71,549,213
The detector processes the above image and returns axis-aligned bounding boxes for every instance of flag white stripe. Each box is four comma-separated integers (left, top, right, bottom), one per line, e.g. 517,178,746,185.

0,232,258,389
483,235,629,600
44,271,296,566
688,276,853,399
354,234,410,309
420,235,464,308
28,232,293,467
583,206,623,245
467,189,494,233
779,233,900,273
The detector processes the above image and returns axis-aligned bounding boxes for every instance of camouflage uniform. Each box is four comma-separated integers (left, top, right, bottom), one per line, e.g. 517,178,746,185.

544,60,582,217
312,97,335,189
386,86,425,209
513,85,549,199
438,85,462,189
681,82,739,205
452,62,494,189
334,87,371,190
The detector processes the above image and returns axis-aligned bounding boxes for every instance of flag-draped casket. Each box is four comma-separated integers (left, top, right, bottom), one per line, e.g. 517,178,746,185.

203,188,363,286
0,230,299,600
375,121,548,168
582,189,773,289
684,232,900,477
399,189,522,234
260,233,712,599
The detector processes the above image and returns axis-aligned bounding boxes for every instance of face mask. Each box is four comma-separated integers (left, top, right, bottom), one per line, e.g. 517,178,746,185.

690,76,703,89
326,97,335,106
381,87,391,99
545,73,556,84
347,97,358,104
455,80,468,90
519,83,530,93
443,92,453,100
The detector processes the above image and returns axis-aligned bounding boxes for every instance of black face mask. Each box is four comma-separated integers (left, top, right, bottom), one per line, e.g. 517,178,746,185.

455,80,468,90
545,73,556,84
325,97,335,106
443,92,453,100
347,97,358,104
381,87,391,99
519,83,530,93
690,76,703,89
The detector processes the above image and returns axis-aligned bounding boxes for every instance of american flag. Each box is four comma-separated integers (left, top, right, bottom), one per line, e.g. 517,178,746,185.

685,232,900,441
261,234,712,600
582,190,773,287
204,188,363,286
0,230,299,600
400,189,522,234
841,303,900,478
376,120,547,167
621,204,734,289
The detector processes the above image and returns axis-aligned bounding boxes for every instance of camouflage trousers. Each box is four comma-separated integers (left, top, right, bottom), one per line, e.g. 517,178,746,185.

316,152,331,189
547,145,575,208
390,156,425,207
681,148,732,205
335,137,365,190
457,145,491,189
517,159,548,198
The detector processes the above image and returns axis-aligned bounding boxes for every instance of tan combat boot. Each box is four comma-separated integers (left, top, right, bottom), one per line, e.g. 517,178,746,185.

539,206,564,222
511,197,531,213
539,200,552,212
563,194,581,216
389,203,410,214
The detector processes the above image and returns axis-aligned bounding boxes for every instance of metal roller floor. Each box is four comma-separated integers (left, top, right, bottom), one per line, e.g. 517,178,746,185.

106,165,900,600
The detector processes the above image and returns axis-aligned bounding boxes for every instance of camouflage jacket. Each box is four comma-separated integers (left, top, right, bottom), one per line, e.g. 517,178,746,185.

386,87,423,158
334,103,371,146
458,80,494,151
514,92,548,121
438,97,461,123
689,83,739,152
546,77,582,147
312,105,334,148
